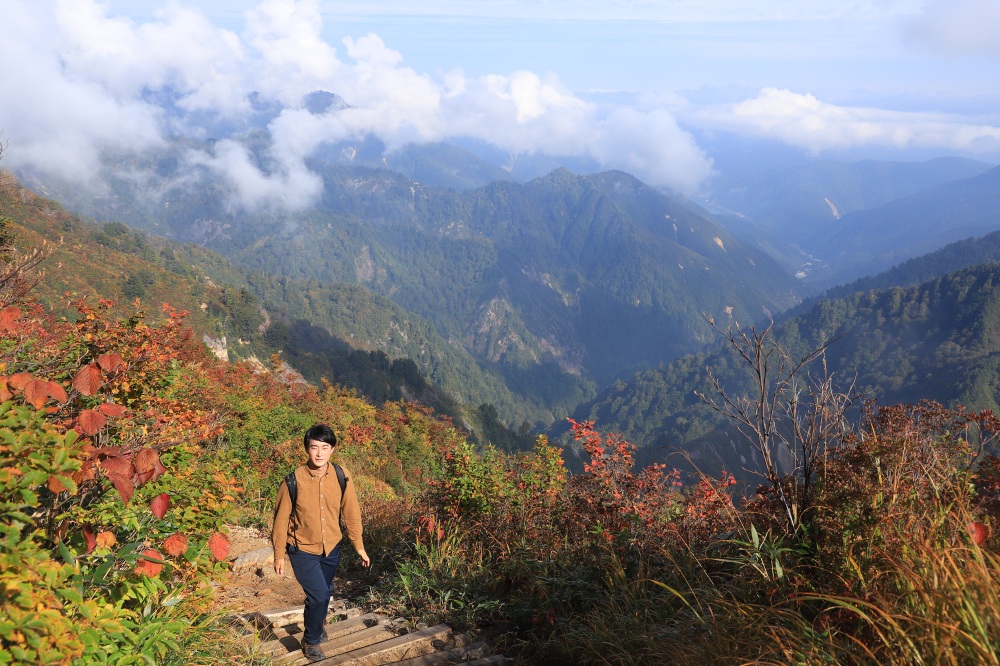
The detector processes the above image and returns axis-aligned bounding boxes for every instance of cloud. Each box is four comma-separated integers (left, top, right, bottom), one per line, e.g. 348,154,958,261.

0,1,163,184
904,0,1000,57
1,0,715,209
691,88,1000,155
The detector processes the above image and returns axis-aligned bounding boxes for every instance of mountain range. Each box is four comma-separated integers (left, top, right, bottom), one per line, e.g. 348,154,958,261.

9,118,1000,466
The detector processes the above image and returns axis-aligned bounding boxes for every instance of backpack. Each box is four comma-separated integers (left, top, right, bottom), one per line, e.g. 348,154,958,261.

285,463,348,512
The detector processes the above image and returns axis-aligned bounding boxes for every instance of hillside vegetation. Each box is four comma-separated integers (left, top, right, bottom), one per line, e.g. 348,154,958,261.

5,225,1000,663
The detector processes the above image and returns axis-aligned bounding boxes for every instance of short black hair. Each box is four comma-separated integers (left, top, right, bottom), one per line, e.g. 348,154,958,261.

303,424,337,451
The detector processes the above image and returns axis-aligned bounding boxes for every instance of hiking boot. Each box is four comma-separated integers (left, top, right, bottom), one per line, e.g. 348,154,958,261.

302,641,326,662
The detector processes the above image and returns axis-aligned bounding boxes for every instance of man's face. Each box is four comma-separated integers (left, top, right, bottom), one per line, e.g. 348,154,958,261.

307,439,333,468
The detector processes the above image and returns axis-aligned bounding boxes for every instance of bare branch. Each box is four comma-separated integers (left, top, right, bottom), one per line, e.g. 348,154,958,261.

697,314,857,532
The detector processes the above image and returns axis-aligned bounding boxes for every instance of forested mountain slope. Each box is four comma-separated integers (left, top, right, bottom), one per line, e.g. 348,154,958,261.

0,170,538,441
22,157,804,424
573,262,1000,475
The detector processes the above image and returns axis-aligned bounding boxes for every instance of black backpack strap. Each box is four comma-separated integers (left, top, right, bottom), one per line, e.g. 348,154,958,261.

285,471,298,511
334,463,348,498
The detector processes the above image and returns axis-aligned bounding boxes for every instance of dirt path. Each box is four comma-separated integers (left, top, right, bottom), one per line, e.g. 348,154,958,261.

213,526,374,615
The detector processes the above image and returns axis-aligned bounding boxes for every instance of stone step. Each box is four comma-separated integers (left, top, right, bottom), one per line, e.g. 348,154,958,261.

384,641,488,666
315,623,452,666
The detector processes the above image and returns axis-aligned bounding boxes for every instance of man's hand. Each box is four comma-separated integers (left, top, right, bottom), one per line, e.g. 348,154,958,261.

274,557,285,576
357,548,371,568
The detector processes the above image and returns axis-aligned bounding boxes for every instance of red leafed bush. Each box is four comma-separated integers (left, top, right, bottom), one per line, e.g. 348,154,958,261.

135,549,164,577
163,533,189,557
207,532,230,561
150,493,171,520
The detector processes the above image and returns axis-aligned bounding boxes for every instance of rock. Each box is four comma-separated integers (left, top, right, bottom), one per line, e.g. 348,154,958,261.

231,546,273,572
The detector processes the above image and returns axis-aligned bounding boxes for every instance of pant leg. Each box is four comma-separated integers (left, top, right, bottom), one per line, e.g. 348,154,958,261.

287,545,341,645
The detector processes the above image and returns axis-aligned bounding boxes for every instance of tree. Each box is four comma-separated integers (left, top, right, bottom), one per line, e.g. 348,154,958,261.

696,317,860,533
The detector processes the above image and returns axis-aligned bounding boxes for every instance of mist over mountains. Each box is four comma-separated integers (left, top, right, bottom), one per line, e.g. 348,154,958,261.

14,112,1000,453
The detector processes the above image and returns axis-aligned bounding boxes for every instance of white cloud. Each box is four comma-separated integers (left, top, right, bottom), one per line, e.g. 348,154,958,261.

692,88,1000,155
1,0,716,208
0,1,163,184
905,0,1000,57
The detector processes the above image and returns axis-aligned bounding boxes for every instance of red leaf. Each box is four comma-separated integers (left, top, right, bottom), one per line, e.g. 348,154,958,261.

72,364,104,396
45,381,68,405
969,521,990,546
135,548,164,577
163,533,188,557
77,409,108,436
134,448,160,474
97,403,127,418
150,493,170,520
83,527,97,555
8,372,33,390
105,471,134,505
207,532,231,561
0,306,21,333
99,456,132,477
96,352,124,373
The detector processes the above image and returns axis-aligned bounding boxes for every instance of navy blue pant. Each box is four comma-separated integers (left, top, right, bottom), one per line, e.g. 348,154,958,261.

287,544,341,645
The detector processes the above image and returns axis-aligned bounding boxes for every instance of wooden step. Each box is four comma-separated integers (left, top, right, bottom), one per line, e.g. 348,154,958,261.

274,624,401,665
465,657,510,666
269,612,383,642
315,623,452,666
243,603,510,666
384,641,488,666
261,614,388,658
263,599,351,626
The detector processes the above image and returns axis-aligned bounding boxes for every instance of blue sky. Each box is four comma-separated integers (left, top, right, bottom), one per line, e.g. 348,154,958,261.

2,0,999,206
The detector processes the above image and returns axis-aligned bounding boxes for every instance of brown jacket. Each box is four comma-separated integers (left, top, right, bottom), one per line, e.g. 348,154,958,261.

271,463,364,562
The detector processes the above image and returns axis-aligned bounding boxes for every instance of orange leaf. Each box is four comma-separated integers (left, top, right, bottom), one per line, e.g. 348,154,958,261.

96,352,124,373
97,403,127,418
0,306,22,333
163,533,188,557
47,475,68,494
77,409,107,436
135,549,163,577
8,372,33,391
150,493,170,520
0,378,10,402
207,532,230,561
46,381,68,404
95,531,117,549
70,459,96,484
72,364,103,396
23,379,53,409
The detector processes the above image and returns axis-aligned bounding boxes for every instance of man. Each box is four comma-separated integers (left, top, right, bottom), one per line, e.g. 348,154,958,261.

272,424,371,662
